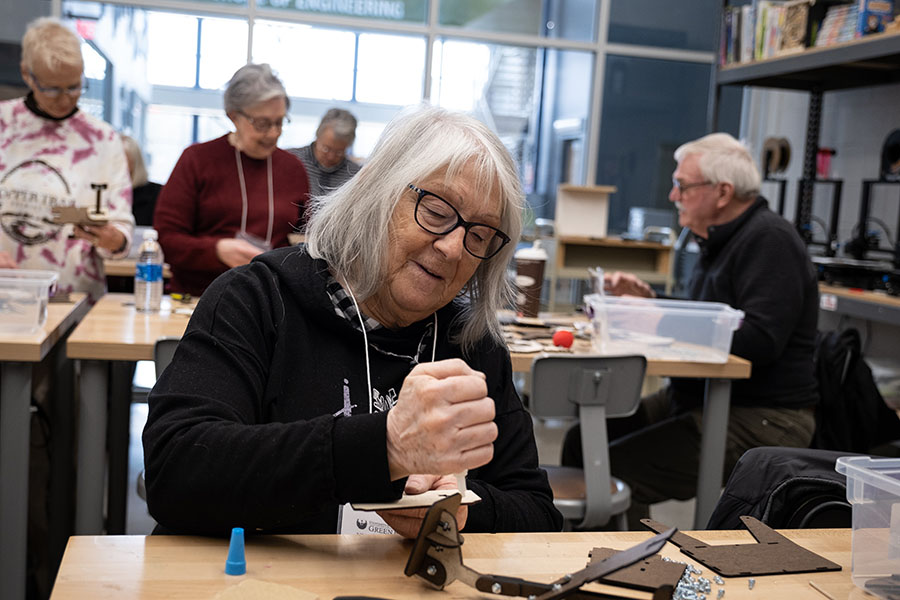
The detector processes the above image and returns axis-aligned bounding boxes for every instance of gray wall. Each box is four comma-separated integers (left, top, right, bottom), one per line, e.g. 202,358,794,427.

743,83,900,255
0,1,51,43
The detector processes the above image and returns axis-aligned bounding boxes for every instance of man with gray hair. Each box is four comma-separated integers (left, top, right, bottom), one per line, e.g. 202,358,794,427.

563,132,819,527
288,107,361,199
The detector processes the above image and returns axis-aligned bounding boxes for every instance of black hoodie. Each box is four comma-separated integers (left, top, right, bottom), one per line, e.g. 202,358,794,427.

143,246,562,535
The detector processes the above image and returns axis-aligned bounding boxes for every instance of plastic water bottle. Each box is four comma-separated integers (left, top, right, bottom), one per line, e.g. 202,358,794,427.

135,229,163,312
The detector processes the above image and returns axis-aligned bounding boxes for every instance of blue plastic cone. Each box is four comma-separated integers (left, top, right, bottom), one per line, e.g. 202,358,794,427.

225,527,246,575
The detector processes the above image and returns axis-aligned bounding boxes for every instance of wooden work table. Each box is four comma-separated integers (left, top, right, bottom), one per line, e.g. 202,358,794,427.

103,258,172,279
819,283,900,327
66,293,198,536
50,529,858,599
1,293,89,600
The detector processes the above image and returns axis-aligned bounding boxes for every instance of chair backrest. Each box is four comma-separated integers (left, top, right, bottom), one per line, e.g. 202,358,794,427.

154,337,180,379
530,354,647,420
530,354,647,528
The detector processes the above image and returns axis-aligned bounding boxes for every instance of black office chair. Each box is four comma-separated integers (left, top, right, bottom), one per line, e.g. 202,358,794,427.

137,337,180,502
529,354,647,530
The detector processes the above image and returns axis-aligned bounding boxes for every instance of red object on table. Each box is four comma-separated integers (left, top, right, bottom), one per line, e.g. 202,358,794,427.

552,330,574,348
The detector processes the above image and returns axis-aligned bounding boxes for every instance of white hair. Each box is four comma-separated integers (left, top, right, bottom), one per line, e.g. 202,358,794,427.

21,17,83,73
675,133,761,200
317,108,357,144
306,104,524,353
223,63,289,114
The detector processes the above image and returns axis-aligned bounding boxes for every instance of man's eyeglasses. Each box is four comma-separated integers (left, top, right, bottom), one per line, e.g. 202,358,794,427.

238,110,289,133
317,143,346,158
29,70,86,98
409,184,510,260
672,178,713,194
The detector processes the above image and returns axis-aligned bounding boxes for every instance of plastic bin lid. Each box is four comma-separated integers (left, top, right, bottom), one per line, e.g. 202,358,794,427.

835,455,900,496
584,293,745,325
0,269,59,285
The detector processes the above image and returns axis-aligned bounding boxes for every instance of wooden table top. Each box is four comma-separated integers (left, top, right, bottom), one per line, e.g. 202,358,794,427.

50,529,859,600
66,293,196,361
504,314,752,379
0,293,89,362
820,283,900,309
103,258,172,279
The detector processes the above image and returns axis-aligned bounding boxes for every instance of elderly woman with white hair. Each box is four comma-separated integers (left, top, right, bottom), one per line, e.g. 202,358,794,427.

154,63,309,296
0,17,133,300
143,105,562,537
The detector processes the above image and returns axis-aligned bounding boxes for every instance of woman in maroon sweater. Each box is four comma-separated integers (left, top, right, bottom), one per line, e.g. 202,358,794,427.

154,63,309,296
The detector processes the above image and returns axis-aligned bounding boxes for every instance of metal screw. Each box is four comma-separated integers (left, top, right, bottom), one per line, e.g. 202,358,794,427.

748,578,755,590
439,520,451,531
717,589,725,599
552,583,562,591
426,565,437,576
714,575,724,586
492,582,502,594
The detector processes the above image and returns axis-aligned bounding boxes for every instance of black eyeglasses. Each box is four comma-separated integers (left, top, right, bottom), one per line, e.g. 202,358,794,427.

238,110,289,133
408,184,510,260
672,178,713,194
29,70,86,98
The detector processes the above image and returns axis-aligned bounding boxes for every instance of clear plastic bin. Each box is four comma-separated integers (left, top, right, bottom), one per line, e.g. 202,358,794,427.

0,269,58,334
584,294,744,363
836,456,900,590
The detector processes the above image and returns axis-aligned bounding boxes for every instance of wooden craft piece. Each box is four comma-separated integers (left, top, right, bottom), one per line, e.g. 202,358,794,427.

51,205,109,226
588,547,686,591
641,516,842,577
405,493,677,600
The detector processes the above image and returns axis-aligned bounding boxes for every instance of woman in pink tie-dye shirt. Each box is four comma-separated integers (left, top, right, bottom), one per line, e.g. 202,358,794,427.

0,17,133,301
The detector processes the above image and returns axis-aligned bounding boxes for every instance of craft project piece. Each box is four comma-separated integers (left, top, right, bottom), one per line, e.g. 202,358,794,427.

51,205,109,226
642,516,842,577
350,488,480,511
588,548,686,591
405,493,677,599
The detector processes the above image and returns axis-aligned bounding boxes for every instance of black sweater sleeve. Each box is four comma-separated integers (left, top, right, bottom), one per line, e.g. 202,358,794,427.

465,341,563,533
142,266,403,535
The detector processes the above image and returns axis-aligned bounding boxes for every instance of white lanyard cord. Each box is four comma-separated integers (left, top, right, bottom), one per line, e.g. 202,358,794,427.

234,147,274,247
342,280,438,414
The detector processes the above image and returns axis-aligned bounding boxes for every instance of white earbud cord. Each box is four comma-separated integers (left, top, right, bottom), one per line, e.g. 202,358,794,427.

342,279,438,415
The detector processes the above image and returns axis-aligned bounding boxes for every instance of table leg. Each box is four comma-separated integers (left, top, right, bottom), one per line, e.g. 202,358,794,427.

0,362,33,600
694,378,731,529
106,361,135,534
75,360,109,534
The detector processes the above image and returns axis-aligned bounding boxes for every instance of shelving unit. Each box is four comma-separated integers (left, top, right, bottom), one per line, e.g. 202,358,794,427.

547,236,674,310
710,24,900,235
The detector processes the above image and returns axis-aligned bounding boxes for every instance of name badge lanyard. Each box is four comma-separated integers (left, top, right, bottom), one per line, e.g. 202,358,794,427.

234,147,274,248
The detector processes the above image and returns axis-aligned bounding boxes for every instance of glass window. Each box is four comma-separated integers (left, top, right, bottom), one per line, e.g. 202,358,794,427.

198,16,249,90
356,33,425,105
148,12,198,87
431,40,491,112
545,0,598,42
279,114,320,152
144,106,196,185
433,40,549,195
252,20,355,101
197,112,232,141
81,41,107,80
439,0,543,36
595,55,711,233
256,0,426,23
439,0,597,41
608,0,719,52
